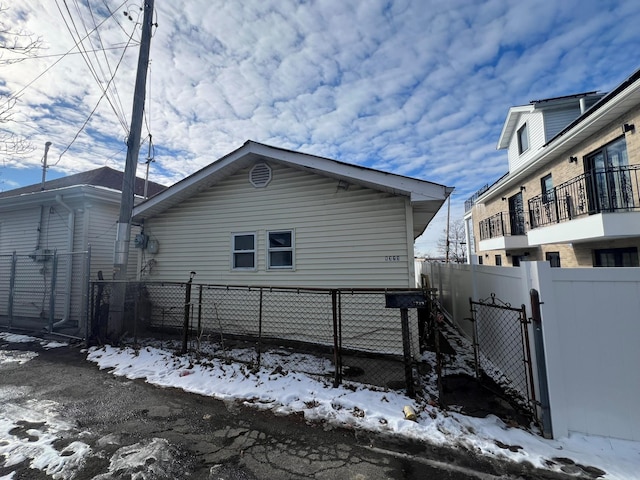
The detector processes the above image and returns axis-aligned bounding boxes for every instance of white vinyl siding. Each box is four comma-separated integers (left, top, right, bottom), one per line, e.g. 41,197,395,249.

143,162,412,287
0,196,127,324
508,111,546,172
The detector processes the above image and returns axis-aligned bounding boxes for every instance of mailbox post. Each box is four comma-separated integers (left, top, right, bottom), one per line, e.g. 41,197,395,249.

385,291,425,398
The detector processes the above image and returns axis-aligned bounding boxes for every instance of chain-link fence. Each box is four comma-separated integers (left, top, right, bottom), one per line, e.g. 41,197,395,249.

469,294,536,417
90,281,428,395
0,250,91,335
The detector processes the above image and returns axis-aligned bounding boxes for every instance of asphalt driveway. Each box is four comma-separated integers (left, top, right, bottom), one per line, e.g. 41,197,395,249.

0,336,580,479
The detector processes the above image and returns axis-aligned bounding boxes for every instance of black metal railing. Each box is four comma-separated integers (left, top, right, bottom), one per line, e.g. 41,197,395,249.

478,211,526,240
528,165,640,228
465,183,490,212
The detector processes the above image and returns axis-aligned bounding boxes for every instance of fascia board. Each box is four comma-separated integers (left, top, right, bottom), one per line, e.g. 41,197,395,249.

0,185,121,211
249,142,451,202
497,106,532,150
134,141,453,220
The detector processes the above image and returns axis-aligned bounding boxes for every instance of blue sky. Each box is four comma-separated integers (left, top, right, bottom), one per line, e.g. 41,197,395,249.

1,0,639,254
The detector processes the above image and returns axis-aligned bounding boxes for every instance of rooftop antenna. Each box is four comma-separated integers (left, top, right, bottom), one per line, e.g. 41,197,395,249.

41,141,52,190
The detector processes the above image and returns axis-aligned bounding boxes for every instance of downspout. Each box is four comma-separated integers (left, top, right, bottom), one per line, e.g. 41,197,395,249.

53,195,74,328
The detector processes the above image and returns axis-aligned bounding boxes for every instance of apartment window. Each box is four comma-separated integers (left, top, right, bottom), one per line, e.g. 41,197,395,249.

593,247,638,267
541,174,554,202
517,123,529,154
495,254,502,266
267,230,294,269
546,251,561,268
232,233,256,270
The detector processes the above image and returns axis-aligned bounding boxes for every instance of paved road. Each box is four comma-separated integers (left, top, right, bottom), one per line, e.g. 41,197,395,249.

0,338,577,479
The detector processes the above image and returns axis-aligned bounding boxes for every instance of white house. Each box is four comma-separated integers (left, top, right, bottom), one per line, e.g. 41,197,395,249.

0,167,165,334
132,140,453,288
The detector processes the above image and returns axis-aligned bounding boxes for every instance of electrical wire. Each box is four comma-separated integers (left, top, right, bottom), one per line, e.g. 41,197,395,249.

87,0,129,136
55,0,130,131
0,0,130,112
7,44,139,61
53,27,137,165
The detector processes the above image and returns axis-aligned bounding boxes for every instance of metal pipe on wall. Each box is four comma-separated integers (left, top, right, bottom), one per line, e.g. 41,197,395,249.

52,195,74,328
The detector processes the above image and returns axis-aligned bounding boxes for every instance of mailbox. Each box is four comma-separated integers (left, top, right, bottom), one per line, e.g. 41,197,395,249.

384,291,426,309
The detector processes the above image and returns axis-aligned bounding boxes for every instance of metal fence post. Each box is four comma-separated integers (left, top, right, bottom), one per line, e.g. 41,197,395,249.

331,289,341,387
181,272,196,354
48,251,59,333
7,251,17,329
400,307,415,398
531,288,553,439
469,297,479,378
257,287,263,369
83,245,92,344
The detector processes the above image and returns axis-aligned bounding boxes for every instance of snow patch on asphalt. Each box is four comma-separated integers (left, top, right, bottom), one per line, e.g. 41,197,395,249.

87,344,640,480
0,333,68,351
0,395,90,479
92,438,179,480
0,350,38,365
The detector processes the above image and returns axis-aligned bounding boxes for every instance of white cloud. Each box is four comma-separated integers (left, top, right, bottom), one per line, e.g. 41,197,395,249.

1,0,639,250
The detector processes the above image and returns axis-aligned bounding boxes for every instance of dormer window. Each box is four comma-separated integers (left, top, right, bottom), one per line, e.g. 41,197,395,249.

517,123,529,154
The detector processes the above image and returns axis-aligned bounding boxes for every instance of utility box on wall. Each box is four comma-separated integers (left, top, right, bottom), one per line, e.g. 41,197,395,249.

30,248,53,262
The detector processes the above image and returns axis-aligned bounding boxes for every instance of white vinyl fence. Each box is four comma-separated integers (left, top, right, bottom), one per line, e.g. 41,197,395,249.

422,261,640,442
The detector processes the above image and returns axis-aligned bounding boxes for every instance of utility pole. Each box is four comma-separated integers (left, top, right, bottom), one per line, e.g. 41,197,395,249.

109,0,155,339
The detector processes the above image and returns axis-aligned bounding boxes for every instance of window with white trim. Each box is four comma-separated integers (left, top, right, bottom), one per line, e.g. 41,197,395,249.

517,123,529,154
267,230,294,270
232,233,256,270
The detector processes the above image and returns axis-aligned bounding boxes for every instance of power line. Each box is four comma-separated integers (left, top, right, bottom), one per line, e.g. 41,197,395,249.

55,0,130,131
0,0,130,112
53,28,137,165
3,44,139,61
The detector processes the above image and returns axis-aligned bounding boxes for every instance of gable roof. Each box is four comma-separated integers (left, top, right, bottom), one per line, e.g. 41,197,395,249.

133,141,453,239
0,166,166,199
496,91,605,150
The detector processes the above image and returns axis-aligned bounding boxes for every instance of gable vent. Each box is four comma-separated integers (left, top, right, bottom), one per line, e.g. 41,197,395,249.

250,162,272,188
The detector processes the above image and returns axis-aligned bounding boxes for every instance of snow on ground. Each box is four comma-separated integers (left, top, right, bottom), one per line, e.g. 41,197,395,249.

0,333,68,351
1,333,640,479
85,344,640,480
0,387,91,479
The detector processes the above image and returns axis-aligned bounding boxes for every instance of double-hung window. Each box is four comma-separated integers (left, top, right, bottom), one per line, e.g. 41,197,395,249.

267,230,294,270
232,233,256,270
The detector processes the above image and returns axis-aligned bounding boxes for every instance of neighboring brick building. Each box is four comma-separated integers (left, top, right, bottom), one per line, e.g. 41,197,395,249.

464,67,640,267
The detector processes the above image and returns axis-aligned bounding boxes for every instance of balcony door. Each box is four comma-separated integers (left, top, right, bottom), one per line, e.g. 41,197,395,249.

508,192,526,235
585,137,633,213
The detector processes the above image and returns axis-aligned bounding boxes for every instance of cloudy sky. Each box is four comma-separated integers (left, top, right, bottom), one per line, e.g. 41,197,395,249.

1,0,639,253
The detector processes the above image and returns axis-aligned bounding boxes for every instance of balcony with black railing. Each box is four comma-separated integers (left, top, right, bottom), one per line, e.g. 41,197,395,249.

528,165,640,228
478,211,526,240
